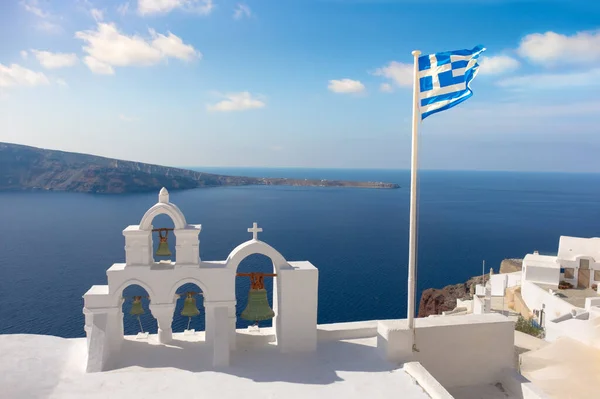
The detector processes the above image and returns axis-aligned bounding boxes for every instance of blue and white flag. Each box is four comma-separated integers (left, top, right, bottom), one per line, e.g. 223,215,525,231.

418,45,485,120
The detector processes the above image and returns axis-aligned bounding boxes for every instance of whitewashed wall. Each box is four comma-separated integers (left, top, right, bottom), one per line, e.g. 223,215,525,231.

490,272,522,296
317,321,378,341
456,299,473,313
523,266,559,286
546,301,600,348
472,294,491,314
557,258,600,289
545,314,596,345
521,281,579,327
377,314,515,388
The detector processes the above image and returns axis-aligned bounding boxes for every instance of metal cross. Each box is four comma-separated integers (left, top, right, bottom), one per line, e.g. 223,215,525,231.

248,222,263,240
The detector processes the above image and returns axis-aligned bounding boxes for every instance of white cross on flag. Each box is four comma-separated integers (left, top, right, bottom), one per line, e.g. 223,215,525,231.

417,45,486,120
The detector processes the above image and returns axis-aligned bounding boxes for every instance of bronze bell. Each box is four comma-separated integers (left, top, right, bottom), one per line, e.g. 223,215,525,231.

237,272,276,324
130,296,145,316
241,288,275,323
181,292,201,330
130,296,145,333
155,229,172,257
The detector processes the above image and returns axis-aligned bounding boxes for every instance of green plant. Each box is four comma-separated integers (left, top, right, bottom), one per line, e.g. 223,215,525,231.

515,315,543,337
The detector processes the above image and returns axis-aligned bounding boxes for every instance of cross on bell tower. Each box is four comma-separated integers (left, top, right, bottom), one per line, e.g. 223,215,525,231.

248,222,263,241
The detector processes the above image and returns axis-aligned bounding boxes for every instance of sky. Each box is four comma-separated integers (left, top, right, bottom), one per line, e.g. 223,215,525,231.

1,0,599,172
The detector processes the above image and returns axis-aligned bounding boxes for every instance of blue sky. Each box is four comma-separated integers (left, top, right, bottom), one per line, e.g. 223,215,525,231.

1,0,599,172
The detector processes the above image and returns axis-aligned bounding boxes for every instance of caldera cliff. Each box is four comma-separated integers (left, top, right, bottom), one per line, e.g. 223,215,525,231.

0,142,399,194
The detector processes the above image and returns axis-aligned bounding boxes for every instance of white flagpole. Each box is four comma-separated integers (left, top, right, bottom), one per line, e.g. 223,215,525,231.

407,49,421,336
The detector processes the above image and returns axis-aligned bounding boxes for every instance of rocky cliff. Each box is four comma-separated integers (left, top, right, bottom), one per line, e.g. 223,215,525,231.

500,258,523,274
418,275,486,317
418,258,524,317
0,142,399,194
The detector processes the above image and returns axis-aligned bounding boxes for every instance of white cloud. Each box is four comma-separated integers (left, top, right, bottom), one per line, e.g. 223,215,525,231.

83,56,115,75
327,79,365,94
20,50,28,59
207,92,265,112
517,30,600,65
21,0,49,18
149,29,199,61
75,23,200,74
0,63,50,88
372,61,412,88
478,55,520,75
36,21,62,34
31,50,78,69
119,114,139,122
55,78,67,86
90,8,104,21
137,0,214,15
117,2,130,15
497,68,600,90
380,82,393,93
233,3,251,19
22,1,62,34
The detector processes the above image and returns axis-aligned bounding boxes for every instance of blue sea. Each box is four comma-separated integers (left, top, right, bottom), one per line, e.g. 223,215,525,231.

1,168,600,338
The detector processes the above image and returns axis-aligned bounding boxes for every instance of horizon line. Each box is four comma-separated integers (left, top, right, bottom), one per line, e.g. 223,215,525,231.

183,166,600,175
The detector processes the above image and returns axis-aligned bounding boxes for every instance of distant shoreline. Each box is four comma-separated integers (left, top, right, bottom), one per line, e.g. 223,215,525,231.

0,142,399,194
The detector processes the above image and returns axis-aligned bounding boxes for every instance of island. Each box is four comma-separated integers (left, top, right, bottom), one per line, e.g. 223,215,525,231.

0,142,399,194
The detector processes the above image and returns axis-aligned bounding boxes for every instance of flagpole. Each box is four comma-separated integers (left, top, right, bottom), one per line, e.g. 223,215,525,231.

407,49,421,337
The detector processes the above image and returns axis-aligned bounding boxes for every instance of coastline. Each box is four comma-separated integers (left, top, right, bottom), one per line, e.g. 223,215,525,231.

0,142,400,194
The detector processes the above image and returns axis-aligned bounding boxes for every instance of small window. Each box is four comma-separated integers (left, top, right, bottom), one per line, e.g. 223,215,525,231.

595,270,600,281
564,268,575,279
580,259,590,269
560,268,565,274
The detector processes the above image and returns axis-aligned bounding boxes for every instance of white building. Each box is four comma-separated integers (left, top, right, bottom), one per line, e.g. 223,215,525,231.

520,236,600,330
522,252,560,286
437,236,600,397
523,236,600,289
556,236,600,289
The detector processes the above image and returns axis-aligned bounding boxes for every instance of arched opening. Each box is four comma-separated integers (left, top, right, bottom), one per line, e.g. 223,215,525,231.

121,284,157,336
235,253,276,329
171,283,205,334
151,214,175,263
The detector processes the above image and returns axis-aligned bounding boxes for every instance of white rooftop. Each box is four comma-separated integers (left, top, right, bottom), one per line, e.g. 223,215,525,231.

557,235,600,262
0,333,433,399
523,253,558,268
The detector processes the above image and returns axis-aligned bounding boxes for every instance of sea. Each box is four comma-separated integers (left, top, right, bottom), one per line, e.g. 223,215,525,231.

1,168,600,338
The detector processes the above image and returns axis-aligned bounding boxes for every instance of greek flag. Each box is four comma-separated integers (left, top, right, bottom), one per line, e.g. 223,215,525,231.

418,45,485,120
